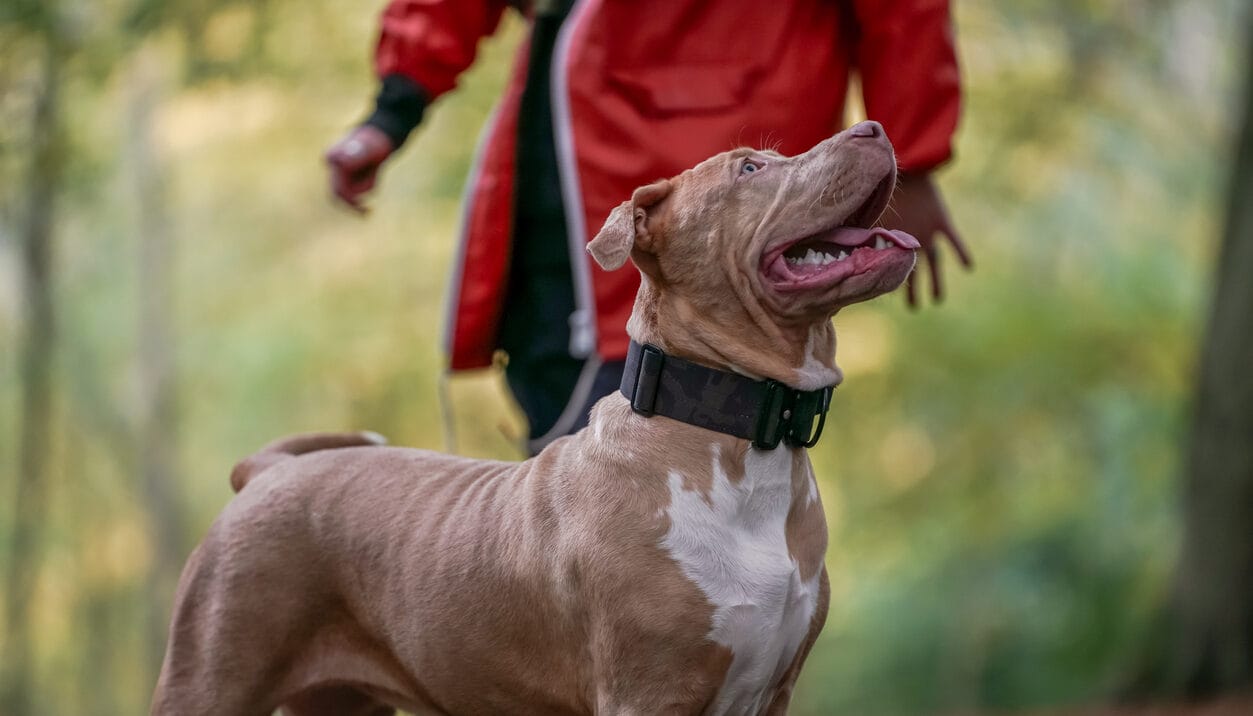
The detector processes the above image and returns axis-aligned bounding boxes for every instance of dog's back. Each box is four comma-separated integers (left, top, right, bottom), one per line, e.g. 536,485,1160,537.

229,430,387,492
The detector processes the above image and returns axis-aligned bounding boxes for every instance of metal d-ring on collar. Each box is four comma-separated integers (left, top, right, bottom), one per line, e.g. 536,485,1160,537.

618,341,835,450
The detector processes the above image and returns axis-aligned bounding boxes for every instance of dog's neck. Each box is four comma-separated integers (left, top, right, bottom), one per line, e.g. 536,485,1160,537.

626,281,844,391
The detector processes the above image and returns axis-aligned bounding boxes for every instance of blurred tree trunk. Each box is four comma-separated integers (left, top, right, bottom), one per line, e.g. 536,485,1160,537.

128,46,186,684
1,29,65,716
1139,17,1253,699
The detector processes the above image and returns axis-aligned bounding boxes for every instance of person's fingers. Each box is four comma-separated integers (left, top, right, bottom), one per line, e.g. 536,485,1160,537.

330,166,348,199
340,194,369,214
927,244,943,302
328,155,368,179
340,163,375,195
353,170,377,196
942,222,974,269
325,149,353,173
333,191,367,214
327,142,364,211
330,167,368,214
326,131,391,206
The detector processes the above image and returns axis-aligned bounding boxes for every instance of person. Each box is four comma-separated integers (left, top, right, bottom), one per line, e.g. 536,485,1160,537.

326,0,971,454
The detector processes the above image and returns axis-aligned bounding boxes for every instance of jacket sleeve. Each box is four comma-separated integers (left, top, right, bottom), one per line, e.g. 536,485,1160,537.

849,0,961,173
366,0,510,147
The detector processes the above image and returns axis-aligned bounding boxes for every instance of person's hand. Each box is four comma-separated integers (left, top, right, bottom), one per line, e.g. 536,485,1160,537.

324,125,395,214
883,172,972,306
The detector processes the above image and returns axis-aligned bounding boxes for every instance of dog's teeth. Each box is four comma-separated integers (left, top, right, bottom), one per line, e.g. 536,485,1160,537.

874,236,890,250
786,246,855,266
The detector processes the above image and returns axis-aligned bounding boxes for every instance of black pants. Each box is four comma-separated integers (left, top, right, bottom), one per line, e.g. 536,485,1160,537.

498,238,625,455
498,1,621,455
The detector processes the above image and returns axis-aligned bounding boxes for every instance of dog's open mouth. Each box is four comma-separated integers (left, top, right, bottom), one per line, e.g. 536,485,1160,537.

760,178,920,292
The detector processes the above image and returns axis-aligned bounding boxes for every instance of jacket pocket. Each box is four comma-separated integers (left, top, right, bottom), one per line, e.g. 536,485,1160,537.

603,63,762,117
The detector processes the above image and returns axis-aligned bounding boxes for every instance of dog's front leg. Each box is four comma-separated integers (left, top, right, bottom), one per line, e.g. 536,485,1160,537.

763,568,831,715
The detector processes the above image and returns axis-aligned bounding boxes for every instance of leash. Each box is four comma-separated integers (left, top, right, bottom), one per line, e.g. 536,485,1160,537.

619,341,834,450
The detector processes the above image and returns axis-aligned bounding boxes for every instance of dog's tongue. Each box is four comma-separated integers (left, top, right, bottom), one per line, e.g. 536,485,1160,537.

828,227,921,249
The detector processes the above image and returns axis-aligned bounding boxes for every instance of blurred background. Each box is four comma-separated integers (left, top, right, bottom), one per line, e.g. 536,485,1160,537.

1,1,1251,714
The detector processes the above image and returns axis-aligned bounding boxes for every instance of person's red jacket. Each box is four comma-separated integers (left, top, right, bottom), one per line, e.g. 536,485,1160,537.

375,0,961,371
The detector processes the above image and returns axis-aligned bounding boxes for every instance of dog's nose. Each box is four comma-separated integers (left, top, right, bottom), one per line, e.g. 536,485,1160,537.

848,121,881,139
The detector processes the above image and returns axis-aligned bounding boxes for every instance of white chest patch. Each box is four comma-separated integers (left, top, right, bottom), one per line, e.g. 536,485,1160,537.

660,444,821,716
793,330,841,391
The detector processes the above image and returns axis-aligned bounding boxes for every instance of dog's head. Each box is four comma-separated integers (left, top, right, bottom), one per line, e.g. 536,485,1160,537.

589,121,917,389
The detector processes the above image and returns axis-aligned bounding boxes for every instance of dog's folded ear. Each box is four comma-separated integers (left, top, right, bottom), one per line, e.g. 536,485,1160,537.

587,180,672,271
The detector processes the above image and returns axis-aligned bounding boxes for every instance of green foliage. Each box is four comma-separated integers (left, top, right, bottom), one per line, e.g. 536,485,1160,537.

787,2,1242,712
0,0,1245,713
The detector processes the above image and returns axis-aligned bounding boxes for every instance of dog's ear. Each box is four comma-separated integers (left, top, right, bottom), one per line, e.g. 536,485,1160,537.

587,201,636,271
587,180,672,271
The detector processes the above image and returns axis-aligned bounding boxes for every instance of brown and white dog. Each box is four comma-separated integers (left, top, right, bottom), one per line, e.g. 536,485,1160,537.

152,120,918,715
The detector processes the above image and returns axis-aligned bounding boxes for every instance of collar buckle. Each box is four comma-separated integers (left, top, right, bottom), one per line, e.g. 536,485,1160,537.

752,382,834,450
788,385,833,448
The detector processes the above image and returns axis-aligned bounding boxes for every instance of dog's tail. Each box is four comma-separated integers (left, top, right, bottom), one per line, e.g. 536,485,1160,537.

229,431,388,493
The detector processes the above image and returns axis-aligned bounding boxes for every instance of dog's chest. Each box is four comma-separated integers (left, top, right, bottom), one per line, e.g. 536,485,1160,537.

660,445,823,715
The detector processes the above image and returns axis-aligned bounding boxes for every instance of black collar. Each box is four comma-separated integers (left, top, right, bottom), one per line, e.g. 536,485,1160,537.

619,340,835,450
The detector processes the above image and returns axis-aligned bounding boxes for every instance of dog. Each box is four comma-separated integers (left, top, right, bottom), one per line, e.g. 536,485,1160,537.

151,120,918,715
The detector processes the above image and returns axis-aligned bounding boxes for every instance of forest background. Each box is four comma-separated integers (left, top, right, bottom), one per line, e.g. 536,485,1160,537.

1,1,1251,714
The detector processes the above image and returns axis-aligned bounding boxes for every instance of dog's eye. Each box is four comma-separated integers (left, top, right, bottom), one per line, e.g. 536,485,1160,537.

741,159,763,176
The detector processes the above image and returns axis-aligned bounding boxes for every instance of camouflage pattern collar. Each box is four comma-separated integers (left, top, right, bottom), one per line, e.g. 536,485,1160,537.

619,341,834,450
